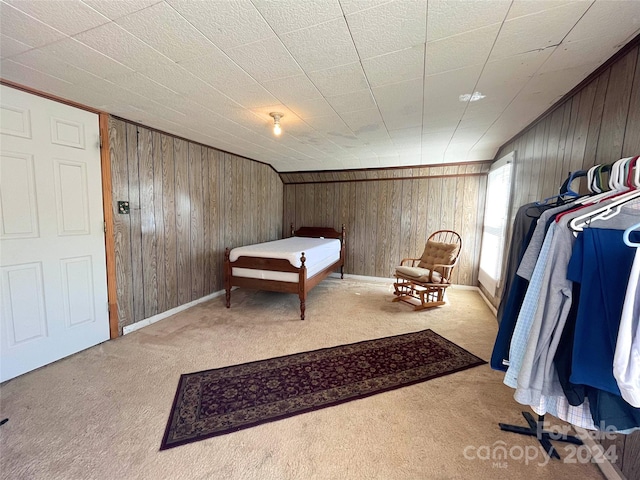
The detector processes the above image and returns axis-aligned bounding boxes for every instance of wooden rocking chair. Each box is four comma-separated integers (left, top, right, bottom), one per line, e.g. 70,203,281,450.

393,230,462,310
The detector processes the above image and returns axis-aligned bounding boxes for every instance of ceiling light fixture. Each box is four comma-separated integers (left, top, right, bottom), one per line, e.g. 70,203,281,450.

270,112,283,136
459,91,486,102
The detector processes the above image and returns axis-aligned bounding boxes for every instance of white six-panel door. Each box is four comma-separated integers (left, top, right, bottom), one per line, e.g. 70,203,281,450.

0,85,109,382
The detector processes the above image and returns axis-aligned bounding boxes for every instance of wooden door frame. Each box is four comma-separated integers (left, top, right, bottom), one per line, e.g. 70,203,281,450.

1,79,120,338
99,113,119,338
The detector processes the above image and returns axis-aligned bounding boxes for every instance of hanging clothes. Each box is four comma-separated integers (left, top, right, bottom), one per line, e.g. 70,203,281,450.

503,222,557,389
492,159,640,434
567,226,640,431
569,228,636,395
491,203,574,371
614,227,640,408
496,202,539,324
513,207,638,406
491,169,592,370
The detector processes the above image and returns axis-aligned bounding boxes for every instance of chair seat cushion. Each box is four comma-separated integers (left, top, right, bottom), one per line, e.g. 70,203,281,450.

395,265,443,283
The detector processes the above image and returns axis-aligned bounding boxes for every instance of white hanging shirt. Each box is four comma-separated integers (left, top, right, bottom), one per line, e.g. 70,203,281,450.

614,248,640,408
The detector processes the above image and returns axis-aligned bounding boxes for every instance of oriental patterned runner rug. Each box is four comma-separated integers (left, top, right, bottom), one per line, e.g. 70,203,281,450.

160,329,486,450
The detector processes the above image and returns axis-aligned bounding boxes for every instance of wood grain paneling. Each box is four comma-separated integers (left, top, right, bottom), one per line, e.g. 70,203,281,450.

596,51,636,162
138,127,157,318
621,431,640,480
540,109,562,200
153,131,166,314
208,148,221,292
233,156,242,247
376,180,389,276
388,180,402,278
600,431,640,480
622,49,640,155
202,147,211,295
355,182,367,274
188,143,203,301
282,173,487,285
399,179,412,262
109,118,283,333
161,134,177,311
415,178,428,268
426,176,442,246
174,138,190,306
126,123,144,324
452,166,466,284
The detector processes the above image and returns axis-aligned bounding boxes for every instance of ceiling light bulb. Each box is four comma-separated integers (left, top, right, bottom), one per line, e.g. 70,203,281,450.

269,112,283,136
459,91,486,102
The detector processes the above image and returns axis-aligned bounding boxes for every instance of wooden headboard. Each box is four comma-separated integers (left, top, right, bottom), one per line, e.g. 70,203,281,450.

290,224,346,244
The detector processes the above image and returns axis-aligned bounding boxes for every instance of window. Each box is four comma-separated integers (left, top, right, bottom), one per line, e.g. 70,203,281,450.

478,152,514,297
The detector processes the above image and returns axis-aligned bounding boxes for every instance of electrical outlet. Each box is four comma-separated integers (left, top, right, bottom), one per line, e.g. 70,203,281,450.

118,201,130,214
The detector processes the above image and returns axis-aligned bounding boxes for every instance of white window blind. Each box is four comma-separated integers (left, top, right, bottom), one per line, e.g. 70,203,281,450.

478,152,514,297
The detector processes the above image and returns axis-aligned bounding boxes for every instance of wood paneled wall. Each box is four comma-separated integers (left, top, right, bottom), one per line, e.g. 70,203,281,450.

282,163,489,286
109,117,283,333
489,44,640,480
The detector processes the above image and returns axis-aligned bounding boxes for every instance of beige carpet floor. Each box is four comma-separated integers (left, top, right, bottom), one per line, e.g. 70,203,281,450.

0,278,606,480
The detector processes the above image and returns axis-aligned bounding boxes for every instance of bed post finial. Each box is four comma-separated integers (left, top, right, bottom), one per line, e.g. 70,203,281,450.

341,224,345,244
290,222,294,237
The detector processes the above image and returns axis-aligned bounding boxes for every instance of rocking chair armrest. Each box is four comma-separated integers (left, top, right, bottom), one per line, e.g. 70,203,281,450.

399,257,422,267
431,263,455,283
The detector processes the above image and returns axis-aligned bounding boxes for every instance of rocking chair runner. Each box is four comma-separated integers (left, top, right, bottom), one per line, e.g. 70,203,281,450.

393,230,462,310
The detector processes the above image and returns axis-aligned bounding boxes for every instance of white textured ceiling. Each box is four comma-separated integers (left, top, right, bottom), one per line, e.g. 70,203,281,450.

1,0,639,172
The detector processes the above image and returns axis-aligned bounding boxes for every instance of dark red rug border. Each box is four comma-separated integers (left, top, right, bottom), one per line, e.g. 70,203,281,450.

160,329,486,450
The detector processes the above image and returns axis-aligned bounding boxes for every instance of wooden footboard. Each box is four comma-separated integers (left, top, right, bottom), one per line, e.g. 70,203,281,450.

224,225,345,320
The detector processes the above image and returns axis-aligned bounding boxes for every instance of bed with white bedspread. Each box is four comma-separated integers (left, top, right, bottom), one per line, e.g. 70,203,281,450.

224,225,345,320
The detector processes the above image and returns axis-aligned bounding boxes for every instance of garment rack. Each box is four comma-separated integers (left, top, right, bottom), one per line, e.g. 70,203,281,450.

496,159,640,460
499,412,583,459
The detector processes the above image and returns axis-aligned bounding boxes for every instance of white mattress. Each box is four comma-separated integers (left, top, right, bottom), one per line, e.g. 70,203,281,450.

230,236,341,283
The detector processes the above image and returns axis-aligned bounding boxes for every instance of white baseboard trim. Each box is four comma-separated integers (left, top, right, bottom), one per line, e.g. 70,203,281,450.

329,273,483,292
477,287,498,317
449,284,479,291
328,272,393,283
122,288,228,335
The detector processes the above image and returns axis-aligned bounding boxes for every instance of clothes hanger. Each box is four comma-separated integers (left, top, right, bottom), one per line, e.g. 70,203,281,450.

565,170,587,197
557,157,640,225
569,189,640,232
535,171,583,206
587,165,598,193
596,164,612,192
623,221,640,247
621,157,632,188
587,164,611,193
609,158,629,191
627,157,639,188
575,158,636,205
562,158,638,228
593,165,603,192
